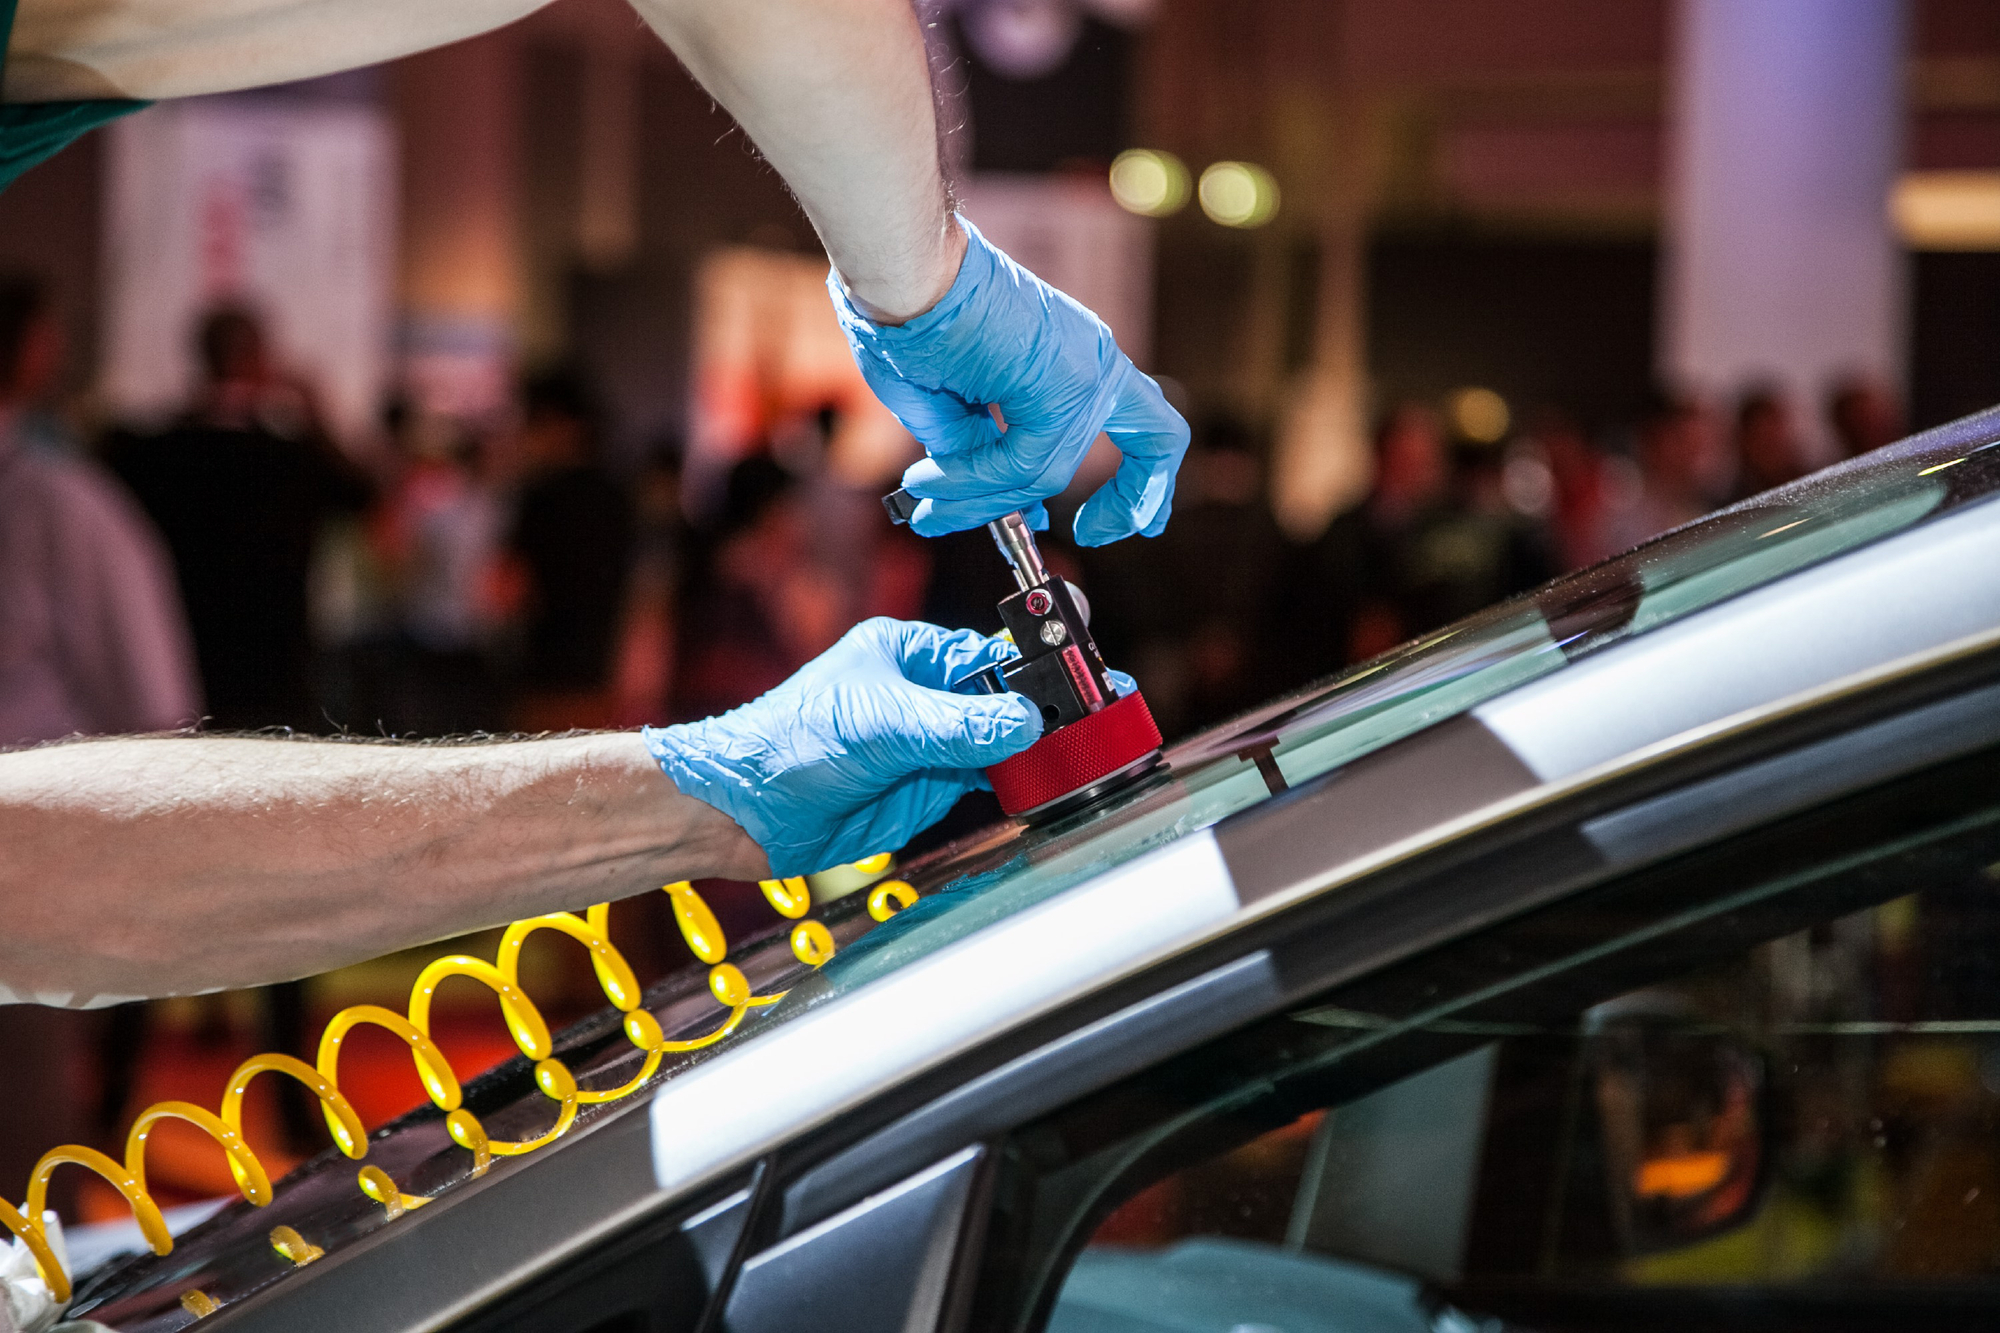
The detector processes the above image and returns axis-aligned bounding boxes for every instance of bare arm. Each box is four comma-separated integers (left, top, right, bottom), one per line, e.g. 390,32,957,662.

4,0,554,101
5,0,963,320
0,733,767,1007
630,0,964,320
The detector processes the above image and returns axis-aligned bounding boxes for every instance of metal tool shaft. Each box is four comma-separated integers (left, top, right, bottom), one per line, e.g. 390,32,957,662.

988,511,1050,591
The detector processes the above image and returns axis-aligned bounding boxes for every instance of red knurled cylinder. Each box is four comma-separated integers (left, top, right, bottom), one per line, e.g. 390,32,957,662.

987,689,1163,818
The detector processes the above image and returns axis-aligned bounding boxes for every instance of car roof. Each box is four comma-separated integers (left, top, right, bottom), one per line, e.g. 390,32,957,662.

73,409,2000,1332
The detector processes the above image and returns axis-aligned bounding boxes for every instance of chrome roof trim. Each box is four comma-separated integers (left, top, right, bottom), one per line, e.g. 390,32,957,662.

646,830,1241,1193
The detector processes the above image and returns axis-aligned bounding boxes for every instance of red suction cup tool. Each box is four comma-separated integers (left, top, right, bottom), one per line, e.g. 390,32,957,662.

883,494,1168,824
987,688,1164,823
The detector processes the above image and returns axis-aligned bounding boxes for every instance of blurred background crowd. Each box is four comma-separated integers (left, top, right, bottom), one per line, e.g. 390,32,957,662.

0,275,1909,762
2,0,1996,1216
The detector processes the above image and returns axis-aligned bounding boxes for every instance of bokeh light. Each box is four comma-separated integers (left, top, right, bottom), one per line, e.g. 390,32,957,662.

1891,171,2000,250
1109,149,1191,218
1448,386,1512,444
1197,161,1279,228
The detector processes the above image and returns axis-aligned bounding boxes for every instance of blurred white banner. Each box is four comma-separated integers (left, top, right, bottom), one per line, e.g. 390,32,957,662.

1662,0,1905,463
100,100,397,446
686,246,917,505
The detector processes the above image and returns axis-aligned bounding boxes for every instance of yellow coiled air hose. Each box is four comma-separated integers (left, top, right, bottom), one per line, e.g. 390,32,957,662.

2,863,919,1308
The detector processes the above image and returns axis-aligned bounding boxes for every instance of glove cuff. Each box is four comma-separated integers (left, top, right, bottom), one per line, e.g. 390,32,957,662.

642,720,782,860
827,214,1000,348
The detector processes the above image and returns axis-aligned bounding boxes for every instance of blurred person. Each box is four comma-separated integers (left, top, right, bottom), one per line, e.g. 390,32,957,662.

1369,403,1452,530
0,275,200,747
1348,404,1448,659
504,371,636,731
1448,434,1557,601
674,455,845,722
105,304,374,732
1525,408,1628,571
0,273,200,1209
368,399,508,735
1827,374,1903,461
1082,418,1287,738
1163,423,1288,732
611,436,691,725
5,302,81,462
788,403,932,629
1612,392,1729,549
1352,406,1555,658
1268,500,1368,688
101,304,370,1148
1733,386,1811,498
792,404,907,633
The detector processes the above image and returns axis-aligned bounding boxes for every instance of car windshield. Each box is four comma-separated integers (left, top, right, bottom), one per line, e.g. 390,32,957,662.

823,405,2000,987
65,409,2000,1327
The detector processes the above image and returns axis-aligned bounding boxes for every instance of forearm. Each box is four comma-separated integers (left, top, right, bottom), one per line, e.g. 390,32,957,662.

0,733,766,1007
5,0,552,101
10,0,966,318
632,0,965,321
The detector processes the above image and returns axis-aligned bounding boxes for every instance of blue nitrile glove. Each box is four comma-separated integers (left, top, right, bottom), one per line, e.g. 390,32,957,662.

829,216,1190,545
643,618,1043,878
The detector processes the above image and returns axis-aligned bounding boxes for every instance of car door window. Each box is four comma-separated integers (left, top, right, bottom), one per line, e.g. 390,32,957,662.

965,738,2000,1333
441,1178,754,1333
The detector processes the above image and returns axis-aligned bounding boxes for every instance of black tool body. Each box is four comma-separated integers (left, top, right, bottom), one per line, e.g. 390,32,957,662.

882,489,1118,728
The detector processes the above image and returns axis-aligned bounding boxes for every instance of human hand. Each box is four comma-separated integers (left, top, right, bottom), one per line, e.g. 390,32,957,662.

829,216,1190,546
642,618,1043,877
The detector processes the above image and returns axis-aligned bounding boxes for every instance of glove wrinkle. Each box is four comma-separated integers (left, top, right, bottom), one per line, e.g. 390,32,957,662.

644,619,1040,878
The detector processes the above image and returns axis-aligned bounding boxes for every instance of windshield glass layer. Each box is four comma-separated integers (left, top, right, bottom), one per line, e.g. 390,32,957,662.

69,409,2000,1327
829,406,2000,983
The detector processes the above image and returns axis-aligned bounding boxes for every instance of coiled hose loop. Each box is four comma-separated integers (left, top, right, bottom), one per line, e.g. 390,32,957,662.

2,869,916,1306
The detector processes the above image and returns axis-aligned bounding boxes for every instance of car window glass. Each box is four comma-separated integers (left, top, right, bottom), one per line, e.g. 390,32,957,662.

825,424,1999,996
971,744,2000,1333
1623,485,1940,637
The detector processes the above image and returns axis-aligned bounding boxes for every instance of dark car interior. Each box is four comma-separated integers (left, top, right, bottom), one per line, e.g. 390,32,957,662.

981,716,2000,1332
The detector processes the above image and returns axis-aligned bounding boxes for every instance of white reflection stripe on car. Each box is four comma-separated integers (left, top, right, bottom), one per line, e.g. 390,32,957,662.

1476,500,2000,782
648,830,1239,1194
